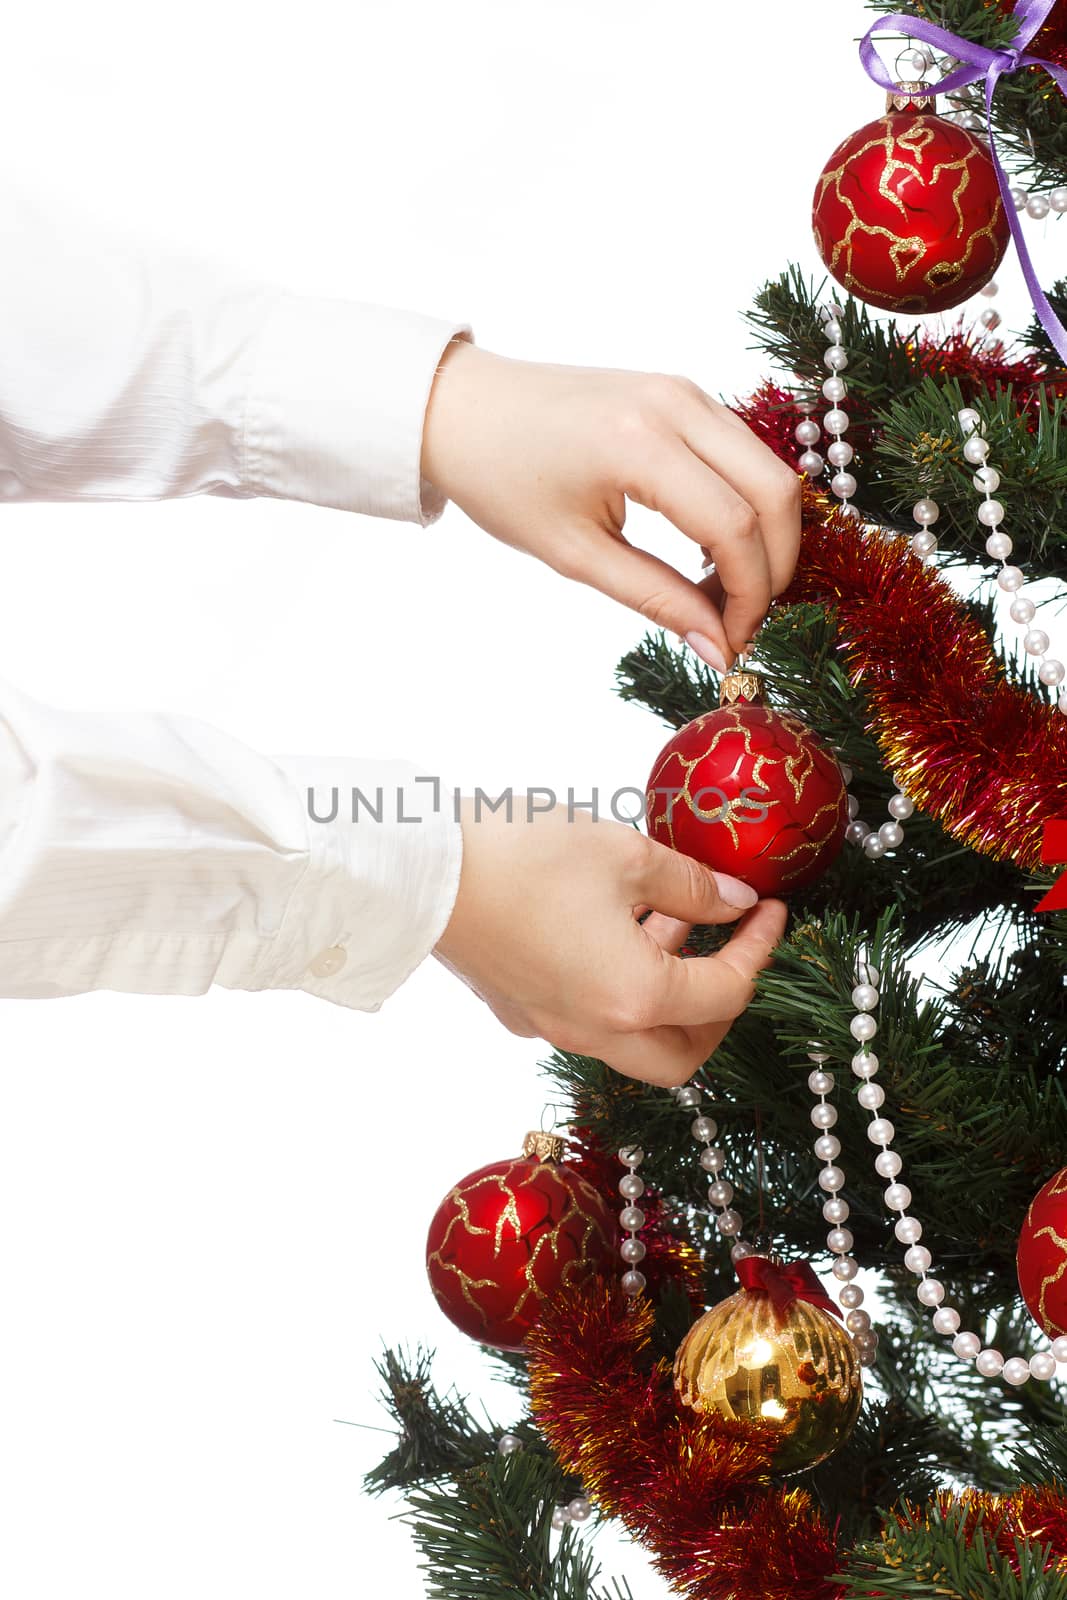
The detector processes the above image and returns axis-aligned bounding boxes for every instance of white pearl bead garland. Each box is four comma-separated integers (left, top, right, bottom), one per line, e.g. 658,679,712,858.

955,407,1067,712
839,956,1067,1388
791,302,862,523
806,1036,876,1367
840,757,917,862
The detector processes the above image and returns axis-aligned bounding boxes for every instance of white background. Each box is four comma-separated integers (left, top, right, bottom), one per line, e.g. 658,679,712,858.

0,4,1064,1596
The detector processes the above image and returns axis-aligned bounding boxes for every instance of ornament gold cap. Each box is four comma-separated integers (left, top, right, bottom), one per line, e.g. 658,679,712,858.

522,1129,566,1162
886,78,935,115
719,664,765,707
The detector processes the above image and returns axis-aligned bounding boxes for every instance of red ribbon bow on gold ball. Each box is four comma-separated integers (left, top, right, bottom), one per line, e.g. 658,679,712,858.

736,1254,844,1326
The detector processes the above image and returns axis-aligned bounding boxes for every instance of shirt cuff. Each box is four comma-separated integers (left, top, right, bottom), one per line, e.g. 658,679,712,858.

229,754,464,1012
241,293,473,525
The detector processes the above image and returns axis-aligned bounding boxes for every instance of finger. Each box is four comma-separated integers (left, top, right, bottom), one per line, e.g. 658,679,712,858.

640,911,692,953
682,395,803,605
697,566,726,621
557,521,733,672
621,431,774,657
654,898,788,1027
634,833,759,923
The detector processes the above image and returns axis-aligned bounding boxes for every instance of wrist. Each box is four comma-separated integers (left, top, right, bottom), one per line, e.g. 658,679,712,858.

420,335,487,503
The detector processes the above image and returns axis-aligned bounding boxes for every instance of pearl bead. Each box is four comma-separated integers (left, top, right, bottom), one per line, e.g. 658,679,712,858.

884,1183,911,1211
1039,658,1066,686
979,308,1001,331
858,1082,886,1111
985,531,1013,560
1052,1336,1067,1363
690,1116,718,1142
569,1496,593,1522
846,1308,871,1334
1010,187,1028,210
933,1307,961,1335
814,1134,841,1161
823,1197,850,1224
798,450,824,476
819,1165,846,1192
888,793,914,820
811,1102,838,1129
840,765,854,788
621,1269,646,1296
827,1227,853,1254
858,1349,879,1369
832,1255,859,1280
851,1014,877,1042
847,795,860,820
808,1069,834,1095
851,983,879,1011
675,1086,701,1108
917,1278,945,1306
807,1040,831,1061
619,1145,644,1166
822,375,847,402
853,1329,878,1356
823,408,849,434
552,1506,570,1530
839,1283,864,1308
1009,596,1035,623
953,1331,981,1359
963,434,990,464
1026,194,1050,219
853,1050,880,1079
716,1209,742,1236
1003,1356,1031,1386
974,466,1000,492
980,279,999,297
700,1147,726,1173
730,1240,754,1263
619,1206,645,1231
498,1432,523,1454
1025,628,1050,655
912,498,940,525
621,1237,647,1263
867,1118,895,1145
1051,187,1067,212
619,1173,645,1199
795,419,821,446
823,319,843,343
831,471,857,500
824,345,849,372
957,407,982,429
977,498,1005,527
997,565,1024,591
846,820,871,846
976,1348,1004,1377
1030,1351,1057,1382
895,1216,923,1245
879,821,904,849
875,1150,902,1179
827,439,854,468
707,1180,734,1207
910,530,938,557
904,1244,932,1273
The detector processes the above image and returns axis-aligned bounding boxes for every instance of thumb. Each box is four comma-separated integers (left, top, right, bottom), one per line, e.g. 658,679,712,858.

637,834,760,924
559,528,731,673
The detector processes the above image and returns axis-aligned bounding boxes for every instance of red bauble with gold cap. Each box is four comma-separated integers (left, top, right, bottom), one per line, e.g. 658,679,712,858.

425,1132,617,1351
812,81,1009,313
644,667,848,898
1017,1167,1067,1338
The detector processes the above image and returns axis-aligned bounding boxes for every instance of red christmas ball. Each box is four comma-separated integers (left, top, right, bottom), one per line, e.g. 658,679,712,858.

812,98,1009,313
1017,1168,1067,1338
425,1136,616,1351
645,671,847,898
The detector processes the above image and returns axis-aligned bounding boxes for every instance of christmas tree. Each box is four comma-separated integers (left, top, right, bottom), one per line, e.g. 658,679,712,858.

367,3,1067,1594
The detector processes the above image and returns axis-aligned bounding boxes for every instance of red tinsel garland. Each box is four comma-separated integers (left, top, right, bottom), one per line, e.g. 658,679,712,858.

779,481,1067,870
526,1279,842,1600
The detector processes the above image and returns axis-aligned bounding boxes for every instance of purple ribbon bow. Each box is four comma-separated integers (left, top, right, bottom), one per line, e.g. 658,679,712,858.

858,0,1067,365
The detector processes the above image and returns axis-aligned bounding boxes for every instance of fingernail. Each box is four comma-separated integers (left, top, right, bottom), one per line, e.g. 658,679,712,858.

712,871,759,909
684,631,728,673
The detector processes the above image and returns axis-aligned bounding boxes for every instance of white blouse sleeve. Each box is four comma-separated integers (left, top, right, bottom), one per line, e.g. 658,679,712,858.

0,675,463,1010
0,164,472,525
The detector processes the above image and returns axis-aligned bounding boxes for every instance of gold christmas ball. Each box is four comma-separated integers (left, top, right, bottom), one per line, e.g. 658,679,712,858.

674,1282,862,1476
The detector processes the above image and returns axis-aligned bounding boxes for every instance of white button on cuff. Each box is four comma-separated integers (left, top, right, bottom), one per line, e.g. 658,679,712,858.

307,945,348,978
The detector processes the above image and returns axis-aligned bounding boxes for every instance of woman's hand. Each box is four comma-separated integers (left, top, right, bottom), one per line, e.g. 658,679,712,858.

434,800,787,1086
420,339,802,668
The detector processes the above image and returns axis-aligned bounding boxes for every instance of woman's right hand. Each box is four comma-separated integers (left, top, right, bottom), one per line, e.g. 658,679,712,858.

434,798,786,1086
